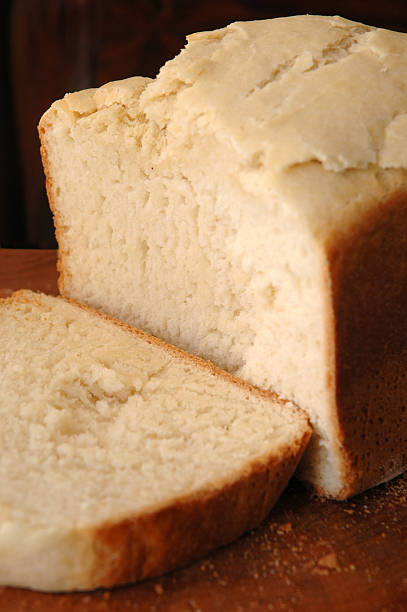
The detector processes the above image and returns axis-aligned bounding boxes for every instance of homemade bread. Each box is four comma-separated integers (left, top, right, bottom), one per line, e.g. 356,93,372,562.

39,15,407,498
0,290,310,591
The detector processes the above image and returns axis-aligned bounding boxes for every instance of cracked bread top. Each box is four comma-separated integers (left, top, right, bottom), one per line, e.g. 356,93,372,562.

41,15,407,244
142,15,407,173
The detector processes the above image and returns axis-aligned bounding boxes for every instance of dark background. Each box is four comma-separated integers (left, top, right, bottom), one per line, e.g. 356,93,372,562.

2,0,407,249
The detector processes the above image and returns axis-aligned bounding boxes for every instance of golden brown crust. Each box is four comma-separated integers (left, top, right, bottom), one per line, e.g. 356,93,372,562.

297,244,347,498
88,431,310,589
38,119,70,296
327,189,407,498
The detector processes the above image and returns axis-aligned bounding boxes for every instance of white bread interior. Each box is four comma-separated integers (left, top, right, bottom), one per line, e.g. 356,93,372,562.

39,15,407,498
0,290,310,591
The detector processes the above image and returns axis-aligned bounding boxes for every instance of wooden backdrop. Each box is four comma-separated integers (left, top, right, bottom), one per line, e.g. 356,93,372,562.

2,0,407,248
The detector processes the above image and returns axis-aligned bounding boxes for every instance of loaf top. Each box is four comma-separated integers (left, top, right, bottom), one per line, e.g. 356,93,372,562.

41,15,407,241
143,15,407,171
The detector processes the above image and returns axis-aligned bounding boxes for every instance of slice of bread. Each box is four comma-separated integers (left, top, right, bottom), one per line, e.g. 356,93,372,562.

0,290,310,592
39,15,407,499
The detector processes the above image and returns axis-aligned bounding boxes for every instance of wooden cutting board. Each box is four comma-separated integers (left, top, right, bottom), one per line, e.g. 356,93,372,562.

1,249,406,612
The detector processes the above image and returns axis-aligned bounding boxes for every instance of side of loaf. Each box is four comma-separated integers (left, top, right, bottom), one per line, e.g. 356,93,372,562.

39,15,407,498
0,290,310,591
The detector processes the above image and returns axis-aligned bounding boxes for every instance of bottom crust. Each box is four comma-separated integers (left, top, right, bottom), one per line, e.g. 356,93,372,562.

89,438,308,590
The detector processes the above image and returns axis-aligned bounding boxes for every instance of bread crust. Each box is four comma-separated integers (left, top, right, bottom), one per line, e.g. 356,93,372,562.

325,189,407,498
38,119,70,296
88,436,309,589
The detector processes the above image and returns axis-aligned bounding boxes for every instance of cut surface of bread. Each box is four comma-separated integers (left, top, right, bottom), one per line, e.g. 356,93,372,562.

39,15,407,498
0,290,310,591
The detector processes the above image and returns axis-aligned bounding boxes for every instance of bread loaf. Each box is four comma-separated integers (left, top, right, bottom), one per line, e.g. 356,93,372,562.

39,15,407,498
0,290,310,591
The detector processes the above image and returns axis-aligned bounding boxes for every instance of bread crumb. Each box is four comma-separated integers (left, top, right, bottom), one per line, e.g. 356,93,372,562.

154,583,164,595
318,552,340,570
277,522,292,533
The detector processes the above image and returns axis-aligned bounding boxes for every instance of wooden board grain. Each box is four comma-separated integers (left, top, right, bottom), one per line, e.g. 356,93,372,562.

1,249,407,611
0,249,58,297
